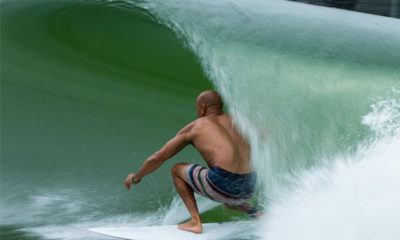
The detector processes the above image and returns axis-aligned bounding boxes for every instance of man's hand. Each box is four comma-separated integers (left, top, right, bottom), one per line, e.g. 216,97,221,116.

124,173,141,190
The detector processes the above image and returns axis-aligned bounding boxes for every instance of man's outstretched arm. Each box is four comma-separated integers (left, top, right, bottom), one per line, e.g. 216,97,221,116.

124,122,195,189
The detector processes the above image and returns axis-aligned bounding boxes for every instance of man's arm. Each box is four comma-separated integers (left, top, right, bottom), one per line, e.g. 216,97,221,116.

124,122,196,190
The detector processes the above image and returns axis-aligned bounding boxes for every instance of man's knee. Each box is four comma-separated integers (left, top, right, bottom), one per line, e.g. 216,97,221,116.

224,203,235,210
171,162,188,177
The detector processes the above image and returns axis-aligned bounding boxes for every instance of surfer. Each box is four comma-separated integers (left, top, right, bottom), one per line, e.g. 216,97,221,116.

124,90,262,234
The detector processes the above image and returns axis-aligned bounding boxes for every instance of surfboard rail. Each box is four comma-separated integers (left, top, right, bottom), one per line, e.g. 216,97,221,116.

88,221,254,240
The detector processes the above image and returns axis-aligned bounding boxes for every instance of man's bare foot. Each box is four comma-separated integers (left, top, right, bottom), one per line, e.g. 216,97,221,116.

178,219,202,234
253,211,264,218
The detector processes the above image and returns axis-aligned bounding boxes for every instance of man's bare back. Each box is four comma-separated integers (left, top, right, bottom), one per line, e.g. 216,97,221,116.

188,114,251,174
124,90,261,234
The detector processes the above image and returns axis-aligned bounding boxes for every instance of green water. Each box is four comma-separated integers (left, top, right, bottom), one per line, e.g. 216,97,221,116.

2,0,400,239
0,1,250,239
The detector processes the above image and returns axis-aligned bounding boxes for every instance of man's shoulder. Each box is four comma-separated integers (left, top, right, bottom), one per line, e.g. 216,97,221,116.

179,120,197,132
190,118,205,130
187,118,210,134
192,116,213,127
178,119,204,136
186,114,231,131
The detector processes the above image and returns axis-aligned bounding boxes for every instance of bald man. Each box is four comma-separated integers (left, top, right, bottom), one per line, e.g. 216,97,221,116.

124,90,261,234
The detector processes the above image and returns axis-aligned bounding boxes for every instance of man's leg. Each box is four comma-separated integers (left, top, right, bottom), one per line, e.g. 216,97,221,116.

224,203,264,218
171,163,202,234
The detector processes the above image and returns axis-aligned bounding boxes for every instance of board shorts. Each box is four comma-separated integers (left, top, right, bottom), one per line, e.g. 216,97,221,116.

185,164,257,206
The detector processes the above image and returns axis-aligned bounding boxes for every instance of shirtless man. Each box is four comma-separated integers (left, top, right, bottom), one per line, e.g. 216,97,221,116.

124,90,260,234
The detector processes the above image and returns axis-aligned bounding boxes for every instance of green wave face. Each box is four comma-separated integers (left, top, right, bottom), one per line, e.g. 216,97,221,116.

1,0,226,231
1,0,400,239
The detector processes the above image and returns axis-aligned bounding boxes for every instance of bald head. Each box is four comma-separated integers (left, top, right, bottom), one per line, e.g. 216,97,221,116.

196,90,223,117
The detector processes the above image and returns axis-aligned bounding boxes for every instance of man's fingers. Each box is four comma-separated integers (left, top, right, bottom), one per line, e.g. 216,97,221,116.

124,173,136,190
124,176,132,190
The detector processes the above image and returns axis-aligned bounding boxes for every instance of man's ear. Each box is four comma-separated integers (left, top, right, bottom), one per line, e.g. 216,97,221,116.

201,104,206,116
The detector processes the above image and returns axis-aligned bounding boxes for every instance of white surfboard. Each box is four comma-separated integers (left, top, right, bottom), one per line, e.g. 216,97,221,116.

89,221,254,240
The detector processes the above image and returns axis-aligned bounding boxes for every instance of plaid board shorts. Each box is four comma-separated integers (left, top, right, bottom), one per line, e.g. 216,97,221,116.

184,164,257,206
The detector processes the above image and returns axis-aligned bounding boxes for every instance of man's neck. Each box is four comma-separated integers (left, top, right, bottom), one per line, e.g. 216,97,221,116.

205,108,223,116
